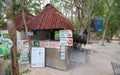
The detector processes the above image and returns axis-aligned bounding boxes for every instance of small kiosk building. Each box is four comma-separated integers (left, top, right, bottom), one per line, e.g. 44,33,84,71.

28,4,74,70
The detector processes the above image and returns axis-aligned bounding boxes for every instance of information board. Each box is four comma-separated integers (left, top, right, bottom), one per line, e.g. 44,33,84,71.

60,30,72,38
31,47,45,67
60,38,73,46
17,40,29,63
40,41,60,49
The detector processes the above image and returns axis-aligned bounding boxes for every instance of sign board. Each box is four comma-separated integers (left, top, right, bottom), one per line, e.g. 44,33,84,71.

0,30,12,56
31,47,45,67
91,18,103,32
94,18,103,32
61,46,65,52
61,52,65,60
0,30,21,56
0,30,21,40
17,40,29,63
32,40,40,47
60,38,73,46
118,32,120,37
0,45,7,56
40,41,60,49
60,30,72,37
21,54,29,62
27,32,33,36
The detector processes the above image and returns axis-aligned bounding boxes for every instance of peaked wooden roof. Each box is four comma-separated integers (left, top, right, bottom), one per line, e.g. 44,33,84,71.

28,4,74,30
1,12,35,31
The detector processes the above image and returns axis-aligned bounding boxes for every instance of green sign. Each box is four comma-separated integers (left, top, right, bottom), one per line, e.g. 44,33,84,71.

0,48,3,55
33,40,40,47
3,33,9,39
0,45,10,58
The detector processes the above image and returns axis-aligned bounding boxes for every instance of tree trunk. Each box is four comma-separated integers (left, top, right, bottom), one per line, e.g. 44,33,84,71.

74,0,83,28
101,0,110,46
5,0,19,75
102,28,106,46
20,0,32,63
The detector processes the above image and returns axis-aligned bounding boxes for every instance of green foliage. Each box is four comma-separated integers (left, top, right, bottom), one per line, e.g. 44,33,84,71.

22,0,41,15
105,36,111,43
5,64,11,75
20,69,31,75
91,0,106,18
55,31,60,40
3,49,10,60
72,19,80,35
105,0,120,41
0,19,5,26
12,0,21,15
17,50,21,60
96,32,102,39
5,64,31,75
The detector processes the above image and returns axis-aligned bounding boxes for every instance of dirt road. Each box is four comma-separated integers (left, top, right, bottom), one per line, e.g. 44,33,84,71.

1,41,120,75
19,41,120,75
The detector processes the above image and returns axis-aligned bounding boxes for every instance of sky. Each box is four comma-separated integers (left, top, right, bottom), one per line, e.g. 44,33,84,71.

45,0,50,4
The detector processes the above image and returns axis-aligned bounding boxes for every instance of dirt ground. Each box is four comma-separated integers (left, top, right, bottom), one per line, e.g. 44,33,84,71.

0,41,120,75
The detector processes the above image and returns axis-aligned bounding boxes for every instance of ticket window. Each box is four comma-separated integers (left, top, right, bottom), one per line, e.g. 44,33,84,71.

50,31,60,41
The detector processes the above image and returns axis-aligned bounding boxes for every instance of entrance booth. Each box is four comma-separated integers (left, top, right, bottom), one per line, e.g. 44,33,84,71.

28,4,74,70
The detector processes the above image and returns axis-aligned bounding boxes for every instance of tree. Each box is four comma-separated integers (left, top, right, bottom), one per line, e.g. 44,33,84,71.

19,0,32,63
0,0,6,27
5,0,19,75
101,0,111,45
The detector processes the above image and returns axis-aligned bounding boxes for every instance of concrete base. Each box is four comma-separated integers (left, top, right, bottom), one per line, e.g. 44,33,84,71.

45,47,69,71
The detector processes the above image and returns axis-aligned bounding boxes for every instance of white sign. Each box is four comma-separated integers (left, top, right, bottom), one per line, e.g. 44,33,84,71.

17,40,29,63
31,47,45,67
61,46,65,52
0,30,21,40
60,30,72,38
61,52,65,60
27,32,33,36
60,38,73,46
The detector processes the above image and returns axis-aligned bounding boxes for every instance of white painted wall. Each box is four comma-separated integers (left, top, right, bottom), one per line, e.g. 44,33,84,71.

0,30,21,40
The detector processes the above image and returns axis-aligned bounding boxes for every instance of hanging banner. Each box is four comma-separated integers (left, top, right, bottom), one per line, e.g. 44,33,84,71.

17,40,29,63
60,30,72,38
31,47,45,67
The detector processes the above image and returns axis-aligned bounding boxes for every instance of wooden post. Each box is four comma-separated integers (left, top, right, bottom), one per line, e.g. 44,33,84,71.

5,0,19,75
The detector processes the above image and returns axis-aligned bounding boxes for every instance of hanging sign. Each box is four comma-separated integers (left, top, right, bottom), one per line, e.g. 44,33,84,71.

31,47,45,67
60,30,72,38
60,38,73,46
